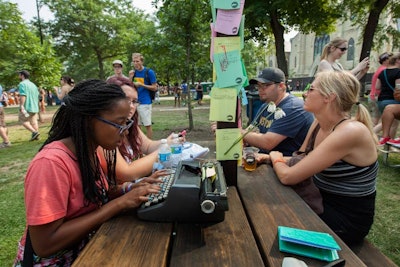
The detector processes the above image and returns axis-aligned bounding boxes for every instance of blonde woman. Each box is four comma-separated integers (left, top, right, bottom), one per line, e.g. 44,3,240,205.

270,71,378,245
317,37,369,80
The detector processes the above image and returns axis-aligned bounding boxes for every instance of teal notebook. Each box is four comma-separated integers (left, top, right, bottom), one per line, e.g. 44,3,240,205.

278,226,341,262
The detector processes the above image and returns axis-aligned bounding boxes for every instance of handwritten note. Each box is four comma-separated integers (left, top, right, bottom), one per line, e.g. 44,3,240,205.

209,87,237,122
216,128,242,160
214,49,245,88
214,0,245,35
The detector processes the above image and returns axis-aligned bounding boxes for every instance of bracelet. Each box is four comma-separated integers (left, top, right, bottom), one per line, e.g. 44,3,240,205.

273,158,286,165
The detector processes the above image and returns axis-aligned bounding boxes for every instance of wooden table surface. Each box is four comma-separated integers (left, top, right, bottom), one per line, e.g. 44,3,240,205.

73,141,366,267
237,164,366,267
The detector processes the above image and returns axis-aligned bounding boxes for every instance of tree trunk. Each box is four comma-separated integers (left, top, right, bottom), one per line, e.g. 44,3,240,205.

186,37,194,130
270,10,288,77
358,0,389,95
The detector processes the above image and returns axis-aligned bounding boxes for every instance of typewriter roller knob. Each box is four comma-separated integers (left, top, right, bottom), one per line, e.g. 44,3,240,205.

201,200,215,214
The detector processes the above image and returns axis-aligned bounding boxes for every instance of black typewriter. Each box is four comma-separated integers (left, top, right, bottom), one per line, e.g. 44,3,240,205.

137,160,228,223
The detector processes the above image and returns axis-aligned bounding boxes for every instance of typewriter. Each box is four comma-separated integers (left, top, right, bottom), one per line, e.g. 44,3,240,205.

137,160,229,223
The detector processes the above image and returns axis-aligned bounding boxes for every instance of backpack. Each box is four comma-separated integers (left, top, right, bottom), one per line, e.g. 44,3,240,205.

134,67,155,101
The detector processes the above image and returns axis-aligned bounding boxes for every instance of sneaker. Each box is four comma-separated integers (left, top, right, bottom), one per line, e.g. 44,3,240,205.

0,142,11,148
387,138,400,147
378,136,391,146
30,132,40,141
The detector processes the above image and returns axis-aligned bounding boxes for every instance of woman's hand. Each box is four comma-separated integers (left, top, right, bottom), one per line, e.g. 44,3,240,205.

123,183,160,208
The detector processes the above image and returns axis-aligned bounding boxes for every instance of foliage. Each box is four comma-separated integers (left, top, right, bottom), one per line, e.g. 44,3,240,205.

0,0,61,89
154,0,212,130
244,0,341,75
42,0,156,80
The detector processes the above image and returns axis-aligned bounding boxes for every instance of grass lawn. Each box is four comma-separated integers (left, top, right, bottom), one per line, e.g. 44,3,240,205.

0,98,399,266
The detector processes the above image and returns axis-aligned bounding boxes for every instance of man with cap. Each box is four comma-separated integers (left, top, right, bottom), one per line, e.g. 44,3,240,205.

17,70,40,141
245,67,314,156
107,60,128,81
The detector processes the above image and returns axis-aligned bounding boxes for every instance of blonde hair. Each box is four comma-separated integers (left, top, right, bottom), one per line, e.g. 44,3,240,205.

132,52,144,62
320,37,347,61
315,71,377,142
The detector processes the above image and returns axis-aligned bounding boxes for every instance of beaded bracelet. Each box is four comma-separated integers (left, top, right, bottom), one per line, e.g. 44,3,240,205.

273,158,286,165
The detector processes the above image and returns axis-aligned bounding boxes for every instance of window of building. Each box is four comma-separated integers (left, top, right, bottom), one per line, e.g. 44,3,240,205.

313,34,330,61
347,38,354,61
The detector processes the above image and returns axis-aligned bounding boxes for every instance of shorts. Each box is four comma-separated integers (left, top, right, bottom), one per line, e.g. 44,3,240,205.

18,111,38,125
137,104,152,126
377,99,400,114
0,107,5,127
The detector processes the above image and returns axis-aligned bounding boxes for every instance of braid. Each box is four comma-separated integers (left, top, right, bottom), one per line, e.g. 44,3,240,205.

41,79,126,205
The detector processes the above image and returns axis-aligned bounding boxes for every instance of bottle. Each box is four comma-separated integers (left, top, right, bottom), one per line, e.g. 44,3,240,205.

170,134,182,168
158,139,172,169
21,108,29,118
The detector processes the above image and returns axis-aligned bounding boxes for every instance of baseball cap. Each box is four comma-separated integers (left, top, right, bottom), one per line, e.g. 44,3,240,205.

249,68,285,84
112,60,123,67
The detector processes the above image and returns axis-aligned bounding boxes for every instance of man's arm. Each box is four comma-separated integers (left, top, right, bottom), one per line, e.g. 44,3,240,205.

243,131,287,151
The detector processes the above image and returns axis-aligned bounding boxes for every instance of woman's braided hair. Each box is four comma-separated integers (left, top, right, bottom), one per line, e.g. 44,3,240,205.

40,79,127,205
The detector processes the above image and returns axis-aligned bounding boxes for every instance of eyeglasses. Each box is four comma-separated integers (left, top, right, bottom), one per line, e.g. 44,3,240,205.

254,82,278,90
336,47,347,52
128,99,140,107
95,117,134,135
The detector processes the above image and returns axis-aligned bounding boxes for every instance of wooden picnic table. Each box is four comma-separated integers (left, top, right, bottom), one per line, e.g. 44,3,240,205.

73,141,366,267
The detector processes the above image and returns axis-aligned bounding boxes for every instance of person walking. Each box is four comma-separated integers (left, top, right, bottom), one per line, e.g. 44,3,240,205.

129,52,157,139
17,70,40,141
0,84,11,148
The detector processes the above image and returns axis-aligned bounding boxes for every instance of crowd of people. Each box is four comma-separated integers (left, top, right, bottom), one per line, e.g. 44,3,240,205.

3,40,399,265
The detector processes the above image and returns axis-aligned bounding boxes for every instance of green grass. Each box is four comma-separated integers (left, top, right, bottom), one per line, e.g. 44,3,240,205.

0,100,399,266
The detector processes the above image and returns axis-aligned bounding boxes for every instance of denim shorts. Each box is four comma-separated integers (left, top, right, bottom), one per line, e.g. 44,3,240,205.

378,99,400,114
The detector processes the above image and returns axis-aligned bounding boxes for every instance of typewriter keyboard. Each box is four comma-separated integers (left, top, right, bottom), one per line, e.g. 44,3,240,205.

143,170,175,208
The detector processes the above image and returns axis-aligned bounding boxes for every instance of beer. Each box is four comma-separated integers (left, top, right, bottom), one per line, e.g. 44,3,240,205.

244,155,257,171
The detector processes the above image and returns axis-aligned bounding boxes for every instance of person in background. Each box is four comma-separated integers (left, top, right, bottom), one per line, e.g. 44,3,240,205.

317,37,369,80
56,75,74,102
378,104,400,147
129,52,157,139
369,52,393,132
244,67,314,157
376,52,400,145
17,70,40,141
0,84,11,148
38,87,46,123
100,76,176,182
270,71,378,245
173,82,181,108
196,81,203,105
13,79,160,266
106,60,128,81
181,81,188,106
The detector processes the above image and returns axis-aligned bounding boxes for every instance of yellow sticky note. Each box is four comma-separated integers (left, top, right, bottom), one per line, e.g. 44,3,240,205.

216,128,242,160
209,87,237,122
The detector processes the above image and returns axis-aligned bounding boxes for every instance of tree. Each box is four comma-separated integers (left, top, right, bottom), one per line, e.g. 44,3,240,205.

0,1,61,89
42,0,156,80
244,0,340,76
155,0,212,130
